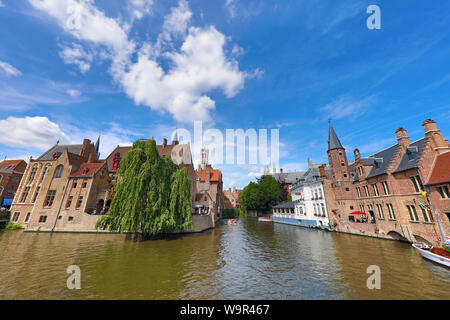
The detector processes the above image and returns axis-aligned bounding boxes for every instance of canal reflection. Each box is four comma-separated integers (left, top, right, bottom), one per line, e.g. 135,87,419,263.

0,218,448,299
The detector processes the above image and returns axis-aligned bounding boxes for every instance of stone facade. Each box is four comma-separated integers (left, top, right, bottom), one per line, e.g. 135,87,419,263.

324,119,450,245
9,139,109,231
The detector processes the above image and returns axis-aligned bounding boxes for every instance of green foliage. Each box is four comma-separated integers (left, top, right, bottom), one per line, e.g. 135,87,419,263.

222,208,239,219
4,222,23,230
239,175,285,212
96,139,192,236
444,246,450,252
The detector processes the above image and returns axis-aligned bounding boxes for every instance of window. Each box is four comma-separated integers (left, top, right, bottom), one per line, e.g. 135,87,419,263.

45,190,56,207
420,207,433,223
438,186,449,199
55,166,64,178
364,186,370,197
39,216,47,223
381,181,390,195
410,175,423,193
356,187,362,198
72,179,78,188
38,165,50,184
82,182,87,188
350,206,354,210
66,196,73,208
387,203,396,220
376,204,384,219
27,165,38,184
344,173,347,178
76,196,83,209
345,188,350,192
321,203,326,215
24,212,31,223
68,216,74,222
32,186,40,203
407,205,419,222
341,163,345,167
20,186,30,202
12,212,20,222
318,188,323,198
360,204,365,212
358,167,364,176
446,213,450,223
372,184,379,196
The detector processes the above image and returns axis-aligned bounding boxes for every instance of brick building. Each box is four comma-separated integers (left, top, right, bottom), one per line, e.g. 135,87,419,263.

0,159,27,208
325,119,450,245
9,138,110,231
223,187,240,209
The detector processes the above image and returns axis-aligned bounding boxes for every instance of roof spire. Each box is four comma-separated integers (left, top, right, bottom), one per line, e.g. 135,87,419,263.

328,121,344,151
172,126,179,145
95,134,101,159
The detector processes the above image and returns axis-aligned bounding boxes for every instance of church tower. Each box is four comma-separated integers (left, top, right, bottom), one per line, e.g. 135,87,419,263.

327,122,354,200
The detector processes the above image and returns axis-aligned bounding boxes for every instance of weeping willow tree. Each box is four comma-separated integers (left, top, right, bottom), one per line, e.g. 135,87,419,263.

96,139,193,236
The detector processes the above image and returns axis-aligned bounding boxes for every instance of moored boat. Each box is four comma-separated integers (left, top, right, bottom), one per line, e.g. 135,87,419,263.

227,219,238,225
258,217,273,222
412,243,450,268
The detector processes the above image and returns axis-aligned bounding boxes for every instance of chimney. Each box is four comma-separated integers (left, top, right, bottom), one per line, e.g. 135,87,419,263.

81,139,91,158
395,128,410,149
354,149,361,161
307,158,312,169
422,119,450,154
280,168,285,182
163,138,168,148
319,164,326,178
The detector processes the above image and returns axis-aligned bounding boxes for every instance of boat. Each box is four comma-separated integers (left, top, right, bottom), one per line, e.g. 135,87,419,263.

412,243,450,267
227,219,238,225
258,217,273,222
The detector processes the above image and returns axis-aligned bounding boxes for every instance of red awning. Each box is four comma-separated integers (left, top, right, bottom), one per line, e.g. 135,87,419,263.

350,211,367,215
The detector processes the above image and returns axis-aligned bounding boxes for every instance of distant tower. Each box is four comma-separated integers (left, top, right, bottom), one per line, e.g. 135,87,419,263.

199,148,209,170
327,122,354,200
172,126,179,145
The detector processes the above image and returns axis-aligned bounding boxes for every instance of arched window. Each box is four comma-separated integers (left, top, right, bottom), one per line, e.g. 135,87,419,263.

27,165,38,184
55,166,64,179
38,164,51,184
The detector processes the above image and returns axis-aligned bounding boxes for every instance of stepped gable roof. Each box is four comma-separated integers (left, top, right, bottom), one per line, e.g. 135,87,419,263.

196,169,222,182
37,143,83,161
273,201,296,209
70,162,105,178
392,138,427,174
328,123,344,151
365,144,400,179
426,151,450,185
105,146,132,172
0,160,25,171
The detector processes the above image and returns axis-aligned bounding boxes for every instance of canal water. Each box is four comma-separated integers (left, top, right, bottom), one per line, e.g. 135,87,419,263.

0,218,448,300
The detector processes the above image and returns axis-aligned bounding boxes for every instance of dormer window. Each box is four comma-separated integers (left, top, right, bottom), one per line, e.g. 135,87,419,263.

82,168,89,175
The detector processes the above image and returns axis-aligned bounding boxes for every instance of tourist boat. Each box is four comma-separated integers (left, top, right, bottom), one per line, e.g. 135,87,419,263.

412,243,450,267
227,219,238,225
258,217,273,222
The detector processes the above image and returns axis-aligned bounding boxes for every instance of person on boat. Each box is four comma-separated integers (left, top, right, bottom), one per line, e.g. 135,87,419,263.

445,236,450,246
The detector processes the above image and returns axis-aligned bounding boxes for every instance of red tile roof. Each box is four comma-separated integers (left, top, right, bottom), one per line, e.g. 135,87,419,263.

0,160,25,170
426,151,450,185
196,169,222,182
70,162,105,178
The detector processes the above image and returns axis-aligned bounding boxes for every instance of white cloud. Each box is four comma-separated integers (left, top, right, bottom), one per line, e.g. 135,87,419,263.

121,26,244,123
0,1,4,7
163,0,192,39
66,89,81,97
0,61,22,77
128,0,154,20
59,43,93,73
320,95,376,120
225,0,237,18
0,116,70,150
29,0,247,123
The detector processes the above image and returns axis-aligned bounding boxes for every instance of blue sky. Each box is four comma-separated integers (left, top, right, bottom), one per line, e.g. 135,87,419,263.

0,0,450,189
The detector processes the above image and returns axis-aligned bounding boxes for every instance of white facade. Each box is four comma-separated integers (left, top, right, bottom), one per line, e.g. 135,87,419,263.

290,181,330,228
